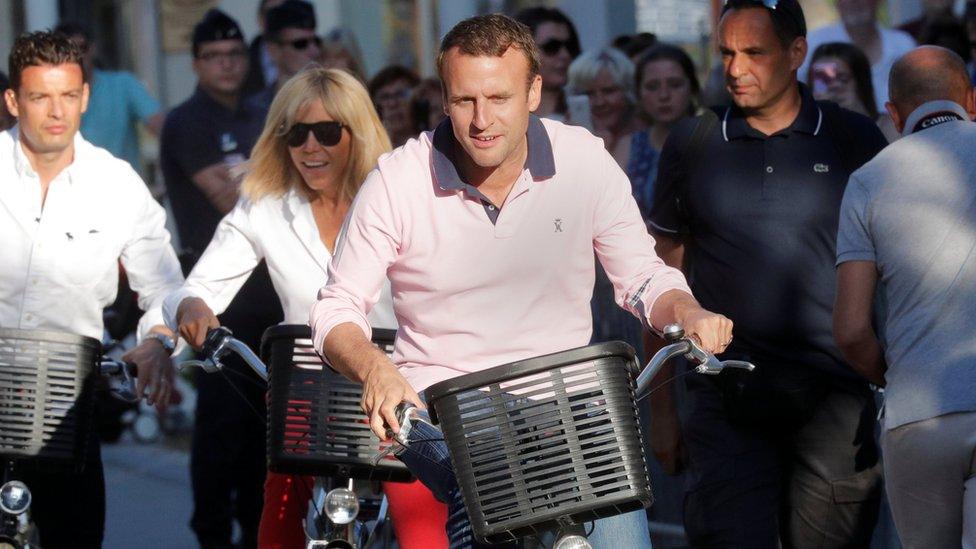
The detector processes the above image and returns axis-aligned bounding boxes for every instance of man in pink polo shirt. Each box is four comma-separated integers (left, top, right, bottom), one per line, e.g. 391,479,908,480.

310,14,732,547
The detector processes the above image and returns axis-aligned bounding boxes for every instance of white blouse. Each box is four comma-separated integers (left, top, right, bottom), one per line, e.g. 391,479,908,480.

163,187,396,332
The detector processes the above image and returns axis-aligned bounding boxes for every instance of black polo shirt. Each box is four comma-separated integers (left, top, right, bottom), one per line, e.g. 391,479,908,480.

160,87,266,261
649,85,887,378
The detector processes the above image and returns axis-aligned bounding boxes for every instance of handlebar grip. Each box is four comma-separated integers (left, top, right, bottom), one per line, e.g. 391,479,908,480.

202,326,233,355
663,324,685,342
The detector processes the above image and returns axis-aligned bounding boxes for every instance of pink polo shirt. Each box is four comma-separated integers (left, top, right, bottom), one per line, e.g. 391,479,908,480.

310,116,692,392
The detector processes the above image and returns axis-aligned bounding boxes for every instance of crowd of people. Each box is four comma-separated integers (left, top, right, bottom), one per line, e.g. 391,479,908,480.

2,0,976,548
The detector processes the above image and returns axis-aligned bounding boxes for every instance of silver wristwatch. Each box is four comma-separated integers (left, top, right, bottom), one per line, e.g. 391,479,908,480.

145,332,176,354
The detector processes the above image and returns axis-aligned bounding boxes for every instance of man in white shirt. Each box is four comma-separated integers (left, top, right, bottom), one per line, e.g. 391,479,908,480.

801,0,916,111
0,31,184,547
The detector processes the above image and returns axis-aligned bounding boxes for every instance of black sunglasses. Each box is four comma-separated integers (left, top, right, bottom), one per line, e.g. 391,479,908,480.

279,36,322,51
285,121,347,148
539,38,577,56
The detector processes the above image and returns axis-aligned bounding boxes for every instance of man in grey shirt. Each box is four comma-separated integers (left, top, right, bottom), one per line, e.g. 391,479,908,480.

833,45,976,549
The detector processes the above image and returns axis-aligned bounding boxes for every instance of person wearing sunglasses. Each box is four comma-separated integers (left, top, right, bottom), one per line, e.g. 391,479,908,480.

164,67,449,549
515,7,581,121
160,10,283,548
648,0,889,547
248,0,322,113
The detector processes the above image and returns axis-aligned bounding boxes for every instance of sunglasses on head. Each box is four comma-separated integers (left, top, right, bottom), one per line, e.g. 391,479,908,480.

285,121,347,148
539,38,576,56
280,36,322,51
724,0,779,7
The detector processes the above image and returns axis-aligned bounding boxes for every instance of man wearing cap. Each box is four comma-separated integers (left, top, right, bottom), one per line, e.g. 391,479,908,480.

1,30,183,547
834,46,976,548
159,10,281,548
648,0,888,546
246,0,320,112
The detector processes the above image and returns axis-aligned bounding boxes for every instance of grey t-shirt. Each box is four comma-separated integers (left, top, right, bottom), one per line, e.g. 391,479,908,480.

836,101,976,429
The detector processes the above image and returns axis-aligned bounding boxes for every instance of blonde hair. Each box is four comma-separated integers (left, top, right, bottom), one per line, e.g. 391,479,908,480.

241,66,391,202
565,47,636,105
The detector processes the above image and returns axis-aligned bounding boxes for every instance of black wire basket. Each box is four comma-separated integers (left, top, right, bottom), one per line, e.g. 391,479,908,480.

426,342,652,544
0,328,100,468
262,325,412,481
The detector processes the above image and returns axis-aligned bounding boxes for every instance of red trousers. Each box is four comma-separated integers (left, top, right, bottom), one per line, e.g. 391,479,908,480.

257,472,448,548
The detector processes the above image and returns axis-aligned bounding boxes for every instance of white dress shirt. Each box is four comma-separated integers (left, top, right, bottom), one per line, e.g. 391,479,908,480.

163,187,396,332
0,127,184,341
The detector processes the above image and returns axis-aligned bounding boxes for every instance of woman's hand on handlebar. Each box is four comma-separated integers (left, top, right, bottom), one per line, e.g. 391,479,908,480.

123,335,175,413
676,303,734,355
176,297,220,351
361,359,425,440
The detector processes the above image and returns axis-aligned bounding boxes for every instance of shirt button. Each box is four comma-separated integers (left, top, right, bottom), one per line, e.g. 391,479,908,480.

487,205,495,211
31,279,38,286
24,314,33,322
766,166,774,173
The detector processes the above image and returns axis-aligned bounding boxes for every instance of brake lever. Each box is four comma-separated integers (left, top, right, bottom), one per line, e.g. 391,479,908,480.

180,358,223,374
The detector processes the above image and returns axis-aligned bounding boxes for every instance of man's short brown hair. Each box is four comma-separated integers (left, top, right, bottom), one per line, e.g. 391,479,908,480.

436,14,541,85
8,31,85,91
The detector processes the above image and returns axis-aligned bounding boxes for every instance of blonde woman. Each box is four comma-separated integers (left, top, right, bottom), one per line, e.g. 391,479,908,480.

162,67,447,548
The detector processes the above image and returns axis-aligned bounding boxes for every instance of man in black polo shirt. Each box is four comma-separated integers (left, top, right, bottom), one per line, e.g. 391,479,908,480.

160,10,281,549
648,0,888,546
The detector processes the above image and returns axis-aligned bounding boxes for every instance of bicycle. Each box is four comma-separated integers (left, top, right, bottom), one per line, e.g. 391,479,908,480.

0,328,142,549
181,326,411,549
384,324,755,548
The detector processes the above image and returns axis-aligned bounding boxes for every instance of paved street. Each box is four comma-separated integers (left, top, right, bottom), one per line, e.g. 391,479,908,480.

102,436,196,548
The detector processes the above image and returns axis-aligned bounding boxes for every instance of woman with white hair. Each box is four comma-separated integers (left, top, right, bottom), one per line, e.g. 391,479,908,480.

566,48,646,360
565,47,642,167
163,67,448,548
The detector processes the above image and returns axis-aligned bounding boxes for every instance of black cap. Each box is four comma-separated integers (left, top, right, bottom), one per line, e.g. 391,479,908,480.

192,9,245,53
722,0,807,37
266,0,316,38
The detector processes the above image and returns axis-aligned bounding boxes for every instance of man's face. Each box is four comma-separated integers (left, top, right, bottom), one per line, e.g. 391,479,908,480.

192,39,249,97
268,27,321,80
534,22,573,91
837,0,880,27
441,46,541,174
719,8,806,112
4,63,88,155
375,78,415,136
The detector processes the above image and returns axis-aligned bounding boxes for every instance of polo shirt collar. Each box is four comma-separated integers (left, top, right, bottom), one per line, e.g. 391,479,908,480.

902,100,970,136
722,83,823,141
431,114,556,192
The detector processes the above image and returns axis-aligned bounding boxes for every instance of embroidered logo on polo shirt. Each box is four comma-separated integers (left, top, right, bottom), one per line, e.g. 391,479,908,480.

554,218,563,233
814,163,830,173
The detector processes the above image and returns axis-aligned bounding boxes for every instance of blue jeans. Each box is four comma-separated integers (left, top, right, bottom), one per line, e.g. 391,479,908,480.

397,411,652,548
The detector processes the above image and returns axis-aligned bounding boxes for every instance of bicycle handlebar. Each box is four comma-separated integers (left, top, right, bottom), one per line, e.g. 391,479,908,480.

634,324,755,399
99,358,140,403
179,327,269,382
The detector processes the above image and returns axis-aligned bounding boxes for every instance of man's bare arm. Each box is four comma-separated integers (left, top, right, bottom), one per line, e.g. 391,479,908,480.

834,261,886,386
323,322,423,438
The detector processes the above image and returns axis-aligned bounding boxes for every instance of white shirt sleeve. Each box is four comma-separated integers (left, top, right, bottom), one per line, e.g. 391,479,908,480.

119,176,186,341
162,199,263,332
